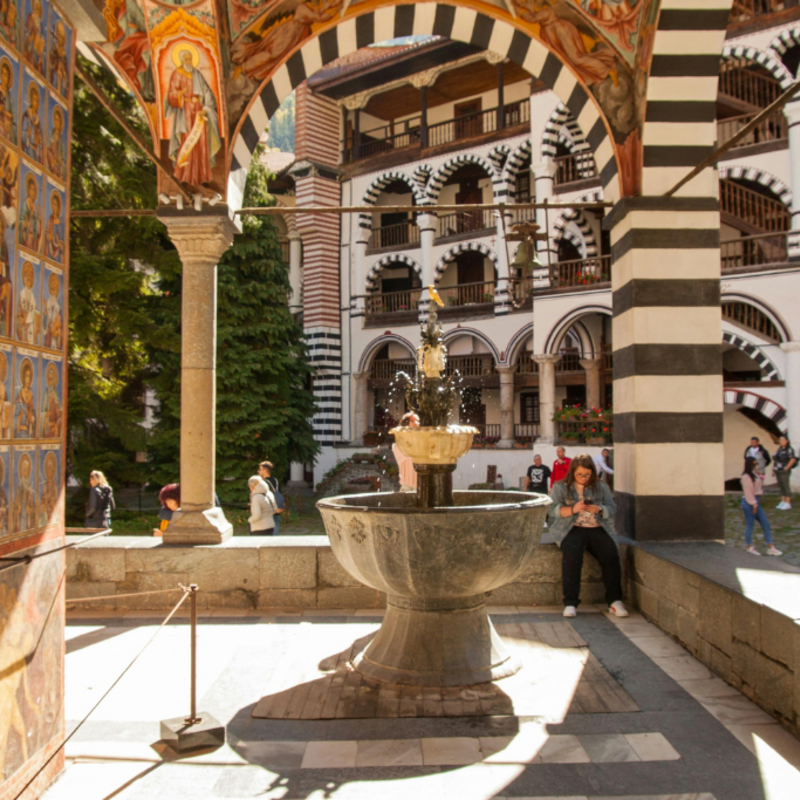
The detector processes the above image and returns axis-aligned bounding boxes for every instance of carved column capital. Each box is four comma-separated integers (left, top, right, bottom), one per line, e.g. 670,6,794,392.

158,214,239,265
533,354,561,366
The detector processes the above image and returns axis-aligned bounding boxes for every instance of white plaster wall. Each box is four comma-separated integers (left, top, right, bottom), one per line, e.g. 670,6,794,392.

724,405,780,486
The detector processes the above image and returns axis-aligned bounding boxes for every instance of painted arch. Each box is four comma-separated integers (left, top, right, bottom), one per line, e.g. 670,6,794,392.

544,303,612,357
718,165,792,206
433,242,498,283
357,333,416,374
722,331,781,382
365,253,423,292
425,153,500,205
721,44,794,90
359,171,426,229
723,390,788,434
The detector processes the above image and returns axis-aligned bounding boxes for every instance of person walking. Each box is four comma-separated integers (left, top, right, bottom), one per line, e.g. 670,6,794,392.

744,436,771,474
393,412,419,492
525,454,551,494
548,454,628,619
84,471,114,529
258,461,285,533
741,457,782,556
248,476,277,535
773,435,797,510
551,446,571,489
154,483,180,536
593,449,614,484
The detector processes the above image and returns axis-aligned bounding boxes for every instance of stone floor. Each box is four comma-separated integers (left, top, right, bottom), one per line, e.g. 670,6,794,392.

42,606,800,800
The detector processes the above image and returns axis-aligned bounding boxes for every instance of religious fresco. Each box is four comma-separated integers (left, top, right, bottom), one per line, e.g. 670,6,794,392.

102,0,156,104
41,264,60,347
46,2,69,97
43,179,62,262
22,0,47,75
0,445,8,534
0,44,19,146
45,95,64,179
18,162,41,252
11,442,35,531
0,0,20,50
37,441,57,524
12,348,37,438
20,67,43,162
0,344,11,437
38,353,58,437
15,255,38,345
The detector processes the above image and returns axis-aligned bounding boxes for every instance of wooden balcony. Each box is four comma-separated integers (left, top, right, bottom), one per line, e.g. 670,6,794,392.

437,280,496,319
720,179,789,234
365,288,421,326
729,0,800,28
367,219,420,252
517,351,538,375
719,64,782,110
717,109,787,153
720,232,789,273
427,100,530,149
436,209,495,239
550,256,611,291
368,358,416,388
556,418,613,446
445,354,496,378
556,350,583,374
722,301,782,342
554,152,598,188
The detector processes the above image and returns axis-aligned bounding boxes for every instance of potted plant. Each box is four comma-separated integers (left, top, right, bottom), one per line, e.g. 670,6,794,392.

364,431,379,446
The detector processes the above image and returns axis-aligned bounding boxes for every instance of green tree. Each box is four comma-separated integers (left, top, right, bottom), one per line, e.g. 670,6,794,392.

68,57,181,500
148,147,318,499
267,92,295,152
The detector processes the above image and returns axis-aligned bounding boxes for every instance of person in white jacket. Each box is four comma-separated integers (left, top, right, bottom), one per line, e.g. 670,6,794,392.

248,476,277,535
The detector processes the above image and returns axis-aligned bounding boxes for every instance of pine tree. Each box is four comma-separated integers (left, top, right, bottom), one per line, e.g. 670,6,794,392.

148,147,318,499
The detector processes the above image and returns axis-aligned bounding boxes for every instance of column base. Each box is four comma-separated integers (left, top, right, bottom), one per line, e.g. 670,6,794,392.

162,507,233,545
615,492,723,541
537,435,555,445
497,439,516,449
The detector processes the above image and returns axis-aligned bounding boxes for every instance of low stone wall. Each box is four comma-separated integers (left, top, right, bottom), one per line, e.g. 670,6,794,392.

626,542,800,734
65,535,622,611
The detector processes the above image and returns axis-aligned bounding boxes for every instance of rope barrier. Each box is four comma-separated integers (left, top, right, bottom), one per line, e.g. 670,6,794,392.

0,529,111,574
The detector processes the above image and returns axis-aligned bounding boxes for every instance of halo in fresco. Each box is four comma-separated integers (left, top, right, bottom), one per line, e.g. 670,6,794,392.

0,342,12,438
0,44,19,145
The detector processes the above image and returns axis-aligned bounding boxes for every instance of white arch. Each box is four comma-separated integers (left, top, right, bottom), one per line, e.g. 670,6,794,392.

433,242,498,283
724,389,788,433
722,43,794,89
425,153,498,205
503,138,532,201
441,327,501,364
544,303,612,356
365,253,423,292
359,170,426,229
721,331,781,381
357,333,416,374
719,164,792,206
722,291,792,342
504,322,533,367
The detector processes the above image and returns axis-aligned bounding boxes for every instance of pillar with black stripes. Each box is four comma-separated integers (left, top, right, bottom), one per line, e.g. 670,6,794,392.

605,198,724,541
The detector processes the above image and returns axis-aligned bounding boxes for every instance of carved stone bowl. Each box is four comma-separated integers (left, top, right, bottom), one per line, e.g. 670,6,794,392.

317,491,551,686
390,425,479,465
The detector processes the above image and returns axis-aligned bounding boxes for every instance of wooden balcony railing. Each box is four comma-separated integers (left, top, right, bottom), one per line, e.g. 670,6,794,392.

438,280,496,309
445,354,495,378
551,256,611,289
509,205,537,224
720,232,788,272
556,419,613,445
368,219,420,251
437,209,495,238
428,100,530,149
722,301,782,342
556,350,583,373
514,424,540,443
729,0,798,25
720,179,790,233
717,109,787,151
517,351,538,374
554,152,598,186
719,64,783,108
342,117,421,162
369,358,416,381
470,424,502,445
366,288,422,316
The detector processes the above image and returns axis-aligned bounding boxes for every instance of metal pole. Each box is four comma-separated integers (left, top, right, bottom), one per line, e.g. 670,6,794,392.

186,584,199,725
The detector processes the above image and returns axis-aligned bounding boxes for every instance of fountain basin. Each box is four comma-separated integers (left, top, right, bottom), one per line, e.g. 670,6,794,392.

317,490,551,686
390,424,479,465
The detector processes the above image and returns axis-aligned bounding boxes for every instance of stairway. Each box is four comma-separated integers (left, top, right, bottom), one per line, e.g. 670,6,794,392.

720,179,790,236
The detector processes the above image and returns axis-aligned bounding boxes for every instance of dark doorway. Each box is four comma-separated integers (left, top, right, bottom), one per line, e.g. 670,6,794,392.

455,98,482,138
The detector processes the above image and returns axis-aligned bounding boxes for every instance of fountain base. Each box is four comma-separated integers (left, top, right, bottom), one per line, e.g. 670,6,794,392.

353,593,520,686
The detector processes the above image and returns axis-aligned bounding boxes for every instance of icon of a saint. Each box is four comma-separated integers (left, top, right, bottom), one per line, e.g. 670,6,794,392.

0,0,17,46
46,104,65,180
14,357,34,437
44,190,62,262
16,259,37,344
0,456,8,536
38,450,57,526
21,80,42,161
48,18,67,95
20,173,39,250
23,0,44,73
164,45,221,186
43,273,60,349
40,361,60,437
0,58,15,142
0,352,9,438
13,451,34,530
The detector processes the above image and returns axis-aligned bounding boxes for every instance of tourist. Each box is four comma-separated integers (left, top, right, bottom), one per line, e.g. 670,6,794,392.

741,456,781,556
548,454,628,619
744,436,771,474
248,476,277,535
593,449,614,484
524,454,551,494
550,446,571,489
773,435,797,510
84,471,114,529
393,411,419,492
258,460,285,533
155,483,180,536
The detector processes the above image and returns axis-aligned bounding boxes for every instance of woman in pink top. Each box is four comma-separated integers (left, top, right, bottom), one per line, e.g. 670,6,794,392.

741,457,781,556
393,412,419,492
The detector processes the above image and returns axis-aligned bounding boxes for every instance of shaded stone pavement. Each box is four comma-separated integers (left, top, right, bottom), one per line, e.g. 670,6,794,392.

43,606,800,800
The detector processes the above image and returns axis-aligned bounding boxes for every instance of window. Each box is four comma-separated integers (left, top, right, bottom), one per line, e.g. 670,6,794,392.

521,392,539,424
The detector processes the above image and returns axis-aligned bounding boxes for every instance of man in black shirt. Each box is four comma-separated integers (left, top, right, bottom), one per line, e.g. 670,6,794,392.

525,454,552,494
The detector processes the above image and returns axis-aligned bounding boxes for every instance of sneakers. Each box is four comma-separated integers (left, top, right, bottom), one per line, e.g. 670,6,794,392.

563,605,577,618
746,545,761,555
767,545,783,556
609,600,629,617
776,501,788,510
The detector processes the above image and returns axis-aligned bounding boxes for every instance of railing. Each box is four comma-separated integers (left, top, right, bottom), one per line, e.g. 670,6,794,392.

369,358,416,381
556,350,582,373
551,256,611,289
554,152,598,186
342,101,529,163
438,280,496,309
437,209,495,238
720,232,788,272
369,219,420,250
512,275,534,307
722,301,782,342
719,64,782,108
557,419,613,445
445,354,495,378
729,0,797,25
509,205,537,224
366,289,421,316
514,423,540,443
517,351,538,374
717,109,787,151
471,424,502,445
720,179,790,233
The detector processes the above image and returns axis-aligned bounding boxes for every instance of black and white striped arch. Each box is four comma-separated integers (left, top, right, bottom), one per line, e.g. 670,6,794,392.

722,331,781,382
724,389,788,433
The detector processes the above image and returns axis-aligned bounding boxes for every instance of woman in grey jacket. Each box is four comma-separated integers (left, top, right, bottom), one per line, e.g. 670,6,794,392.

248,477,277,535
547,453,628,619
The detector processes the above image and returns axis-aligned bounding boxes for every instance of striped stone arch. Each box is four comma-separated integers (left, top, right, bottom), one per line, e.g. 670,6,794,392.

541,103,592,163
722,44,794,89
769,27,800,70
504,138,532,200
357,333,416,373
433,241,498,282
359,171,425,229
723,390,788,433
722,291,792,342
413,165,432,193
488,144,511,174
551,189,603,257
503,322,533,368
425,153,499,205
227,2,622,208
274,197,298,236
721,331,781,381
365,253,423,291
441,327,501,364
718,165,793,206
555,226,588,259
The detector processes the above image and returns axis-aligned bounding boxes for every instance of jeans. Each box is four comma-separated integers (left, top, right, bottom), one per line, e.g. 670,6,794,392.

561,525,623,607
740,499,773,545
273,515,280,535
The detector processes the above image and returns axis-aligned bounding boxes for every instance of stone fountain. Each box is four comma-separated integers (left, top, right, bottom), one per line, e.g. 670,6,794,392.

317,289,551,686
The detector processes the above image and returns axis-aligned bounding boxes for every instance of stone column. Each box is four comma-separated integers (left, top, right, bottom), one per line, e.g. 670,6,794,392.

416,212,438,320
783,101,800,260
781,341,800,490
580,357,603,410
531,161,558,273
286,462,307,491
158,213,237,544
533,355,561,444
352,371,369,445
496,365,516,448
494,209,513,315
288,232,303,314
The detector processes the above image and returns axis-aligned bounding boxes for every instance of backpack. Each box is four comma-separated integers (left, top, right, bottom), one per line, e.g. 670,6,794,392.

99,486,115,515
271,479,286,513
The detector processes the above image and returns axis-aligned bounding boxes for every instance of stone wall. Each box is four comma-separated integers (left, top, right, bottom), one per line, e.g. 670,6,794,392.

65,535,621,611
627,542,800,734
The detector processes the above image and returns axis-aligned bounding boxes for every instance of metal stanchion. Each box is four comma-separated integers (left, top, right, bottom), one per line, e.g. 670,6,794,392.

159,584,226,752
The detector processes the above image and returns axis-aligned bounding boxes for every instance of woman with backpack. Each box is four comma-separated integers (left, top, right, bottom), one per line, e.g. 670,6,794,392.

84,471,114,529
773,435,797,511
741,456,782,556
248,476,277,535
